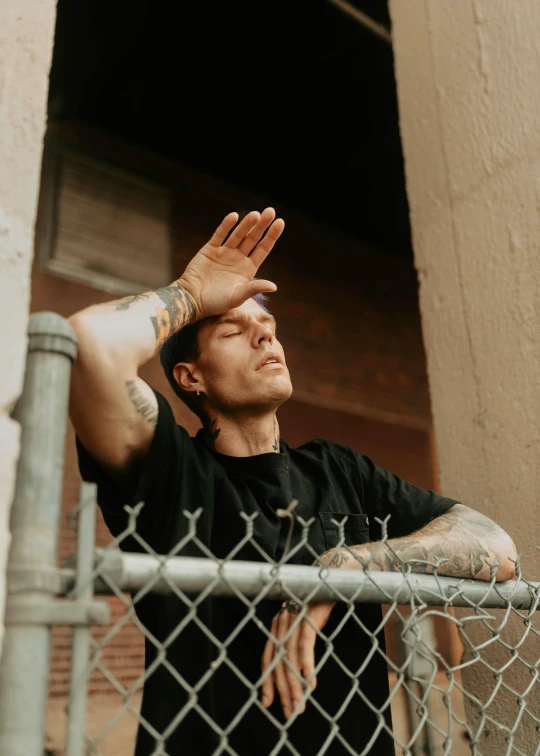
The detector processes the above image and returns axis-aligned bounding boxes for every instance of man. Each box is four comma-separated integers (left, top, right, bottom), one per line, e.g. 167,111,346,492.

70,207,517,755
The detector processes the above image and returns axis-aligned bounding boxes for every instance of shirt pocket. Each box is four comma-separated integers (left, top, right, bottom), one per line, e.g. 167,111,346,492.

319,512,370,551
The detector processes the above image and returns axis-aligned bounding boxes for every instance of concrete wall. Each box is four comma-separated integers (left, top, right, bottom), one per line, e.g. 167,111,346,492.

390,0,540,750
0,0,58,653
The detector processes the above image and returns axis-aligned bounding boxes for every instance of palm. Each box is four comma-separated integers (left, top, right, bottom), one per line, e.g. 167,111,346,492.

179,209,284,319
184,244,260,313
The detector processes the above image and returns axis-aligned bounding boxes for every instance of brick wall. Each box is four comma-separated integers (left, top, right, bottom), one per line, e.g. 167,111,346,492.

31,122,440,698
44,122,432,429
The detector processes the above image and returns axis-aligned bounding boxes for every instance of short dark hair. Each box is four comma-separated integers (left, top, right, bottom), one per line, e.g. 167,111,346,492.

159,294,269,422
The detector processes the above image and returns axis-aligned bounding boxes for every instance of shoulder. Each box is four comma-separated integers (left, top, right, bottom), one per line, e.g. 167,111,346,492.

132,389,221,481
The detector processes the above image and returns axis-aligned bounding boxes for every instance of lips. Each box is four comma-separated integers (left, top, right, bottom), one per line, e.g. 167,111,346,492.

257,353,283,370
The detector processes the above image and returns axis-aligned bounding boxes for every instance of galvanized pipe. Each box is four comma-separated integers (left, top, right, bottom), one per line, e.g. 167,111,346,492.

94,550,538,610
65,483,98,756
0,313,77,756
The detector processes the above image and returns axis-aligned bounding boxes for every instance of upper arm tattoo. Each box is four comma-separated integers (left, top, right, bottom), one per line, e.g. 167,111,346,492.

125,380,158,429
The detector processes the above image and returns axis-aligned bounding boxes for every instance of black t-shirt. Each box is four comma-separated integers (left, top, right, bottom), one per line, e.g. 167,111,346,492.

77,390,458,755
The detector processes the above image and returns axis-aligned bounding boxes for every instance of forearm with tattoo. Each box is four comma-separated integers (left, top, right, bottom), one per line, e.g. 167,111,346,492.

113,281,196,350
319,504,516,582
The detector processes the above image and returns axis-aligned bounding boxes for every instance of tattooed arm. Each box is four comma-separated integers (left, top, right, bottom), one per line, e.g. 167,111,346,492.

320,503,517,582
261,504,517,719
68,281,195,472
68,208,284,473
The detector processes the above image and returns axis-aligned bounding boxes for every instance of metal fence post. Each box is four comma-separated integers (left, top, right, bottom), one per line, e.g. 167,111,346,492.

65,482,98,756
397,615,438,756
0,312,77,756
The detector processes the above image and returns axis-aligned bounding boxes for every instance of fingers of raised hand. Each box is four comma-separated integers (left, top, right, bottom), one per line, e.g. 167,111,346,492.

223,210,260,251
237,207,276,256
230,279,277,313
207,212,240,248
249,217,285,268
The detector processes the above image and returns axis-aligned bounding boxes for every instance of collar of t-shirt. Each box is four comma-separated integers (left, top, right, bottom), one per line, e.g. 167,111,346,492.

195,428,289,475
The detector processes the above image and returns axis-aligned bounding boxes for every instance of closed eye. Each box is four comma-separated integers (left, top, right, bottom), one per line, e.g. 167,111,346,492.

224,331,242,338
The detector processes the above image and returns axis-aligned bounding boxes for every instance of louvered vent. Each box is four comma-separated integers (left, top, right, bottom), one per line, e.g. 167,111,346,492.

42,150,171,293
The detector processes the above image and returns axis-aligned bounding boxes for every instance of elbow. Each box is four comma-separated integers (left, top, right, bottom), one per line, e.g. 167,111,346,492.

69,311,120,366
68,311,99,351
68,313,105,368
68,310,106,340
494,534,518,582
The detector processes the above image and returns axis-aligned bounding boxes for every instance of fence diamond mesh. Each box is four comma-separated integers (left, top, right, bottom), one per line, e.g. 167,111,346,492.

10,314,537,756
50,484,540,756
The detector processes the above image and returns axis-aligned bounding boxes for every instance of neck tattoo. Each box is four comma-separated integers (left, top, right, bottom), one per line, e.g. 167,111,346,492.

201,409,221,449
272,416,279,453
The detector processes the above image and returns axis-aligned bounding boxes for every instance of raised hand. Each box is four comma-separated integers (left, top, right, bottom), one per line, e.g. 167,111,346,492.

179,208,285,320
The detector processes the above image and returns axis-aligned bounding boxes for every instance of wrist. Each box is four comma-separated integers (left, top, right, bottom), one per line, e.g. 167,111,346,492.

175,278,202,323
317,547,364,570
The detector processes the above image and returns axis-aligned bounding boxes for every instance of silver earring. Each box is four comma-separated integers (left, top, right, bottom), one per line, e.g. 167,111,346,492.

197,390,200,396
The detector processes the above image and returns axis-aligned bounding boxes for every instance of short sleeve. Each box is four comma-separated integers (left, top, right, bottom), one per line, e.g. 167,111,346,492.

76,389,202,551
356,454,459,540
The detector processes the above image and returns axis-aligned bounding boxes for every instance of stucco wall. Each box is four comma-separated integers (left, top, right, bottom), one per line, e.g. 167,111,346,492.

0,0,58,652
390,0,540,750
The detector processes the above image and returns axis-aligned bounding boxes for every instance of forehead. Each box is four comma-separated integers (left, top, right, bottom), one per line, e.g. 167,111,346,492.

214,298,270,321
236,298,269,318
198,299,275,340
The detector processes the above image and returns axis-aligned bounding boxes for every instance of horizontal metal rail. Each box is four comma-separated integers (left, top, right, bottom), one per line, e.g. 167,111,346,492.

61,551,539,610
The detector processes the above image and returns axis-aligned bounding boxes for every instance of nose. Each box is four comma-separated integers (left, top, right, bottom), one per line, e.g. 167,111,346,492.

252,321,274,348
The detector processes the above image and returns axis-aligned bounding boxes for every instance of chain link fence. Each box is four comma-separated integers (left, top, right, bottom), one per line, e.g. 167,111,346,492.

3,314,538,756
50,484,540,756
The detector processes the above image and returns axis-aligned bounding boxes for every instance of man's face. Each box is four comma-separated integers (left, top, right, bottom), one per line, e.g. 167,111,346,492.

195,298,293,415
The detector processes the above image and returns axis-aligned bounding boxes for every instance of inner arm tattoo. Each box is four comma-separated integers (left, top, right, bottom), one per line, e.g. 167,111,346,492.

125,380,158,428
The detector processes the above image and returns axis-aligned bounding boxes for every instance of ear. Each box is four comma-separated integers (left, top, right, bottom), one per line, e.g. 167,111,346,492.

173,362,205,394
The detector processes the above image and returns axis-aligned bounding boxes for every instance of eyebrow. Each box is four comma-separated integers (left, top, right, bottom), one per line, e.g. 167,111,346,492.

212,312,277,331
